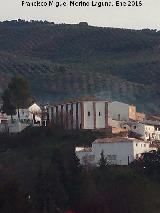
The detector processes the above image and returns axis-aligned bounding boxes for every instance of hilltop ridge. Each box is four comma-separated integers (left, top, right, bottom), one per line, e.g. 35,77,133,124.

0,20,160,113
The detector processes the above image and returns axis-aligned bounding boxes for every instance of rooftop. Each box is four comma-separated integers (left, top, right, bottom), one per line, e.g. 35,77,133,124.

49,96,111,106
93,137,148,144
75,147,92,152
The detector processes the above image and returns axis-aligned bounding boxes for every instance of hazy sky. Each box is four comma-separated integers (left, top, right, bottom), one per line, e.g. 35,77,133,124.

0,0,160,29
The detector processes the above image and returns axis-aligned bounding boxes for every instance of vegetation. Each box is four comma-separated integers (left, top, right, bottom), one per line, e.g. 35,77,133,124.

1,75,33,119
0,20,160,112
0,127,160,212
1,89,16,120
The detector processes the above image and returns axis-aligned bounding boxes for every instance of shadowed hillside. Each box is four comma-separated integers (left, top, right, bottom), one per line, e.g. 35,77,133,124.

0,127,160,213
0,20,160,112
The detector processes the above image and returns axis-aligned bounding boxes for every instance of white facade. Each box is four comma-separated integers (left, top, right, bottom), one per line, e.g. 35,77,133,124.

0,113,8,124
0,103,42,133
8,122,28,133
76,137,156,166
10,103,42,124
121,122,160,141
108,101,130,122
48,100,109,130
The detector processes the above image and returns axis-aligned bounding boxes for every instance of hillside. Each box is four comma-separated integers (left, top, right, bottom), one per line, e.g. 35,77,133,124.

0,20,160,112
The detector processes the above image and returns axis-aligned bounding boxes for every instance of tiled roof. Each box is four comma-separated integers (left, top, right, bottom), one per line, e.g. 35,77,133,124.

49,96,111,106
93,137,148,144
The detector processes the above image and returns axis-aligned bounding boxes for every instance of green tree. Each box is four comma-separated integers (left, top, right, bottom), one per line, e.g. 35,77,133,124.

2,75,33,120
98,150,108,169
2,89,16,122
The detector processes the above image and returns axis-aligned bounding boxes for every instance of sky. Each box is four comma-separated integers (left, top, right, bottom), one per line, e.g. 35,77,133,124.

0,0,160,29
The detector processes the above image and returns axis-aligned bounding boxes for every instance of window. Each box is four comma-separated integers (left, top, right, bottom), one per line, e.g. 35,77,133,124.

144,144,146,147
124,126,126,129
99,112,101,116
136,143,138,147
88,111,90,116
133,126,136,129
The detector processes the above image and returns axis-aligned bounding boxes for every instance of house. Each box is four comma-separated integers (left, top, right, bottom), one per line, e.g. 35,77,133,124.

0,103,42,133
75,137,157,166
0,113,8,124
10,103,42,125
121,122,160,141
108,101,145,123
47,98,109,130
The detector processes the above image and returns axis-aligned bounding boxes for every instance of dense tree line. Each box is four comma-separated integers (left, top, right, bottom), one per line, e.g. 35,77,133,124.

0,128,160,213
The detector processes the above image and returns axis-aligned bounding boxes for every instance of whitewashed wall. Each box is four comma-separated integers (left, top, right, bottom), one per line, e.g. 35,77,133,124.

131,123,155,140
48,101,108,130
133,141,150,158
92,142,134,165
83,101,94,129
76,150,95,165
155,129,160,140
12,109,30,121
109,101,129,121
95,102,106,129
76,139,156,166
8,122,28,133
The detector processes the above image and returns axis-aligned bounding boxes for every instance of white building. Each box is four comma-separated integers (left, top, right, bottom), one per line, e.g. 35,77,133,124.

48,98,109,130
108,101,130,121
0,113,8,124
1,103,42,133
76,137,156,166
47,98,146,130
108,101,145,123
10,103,42,125
122,122,160,141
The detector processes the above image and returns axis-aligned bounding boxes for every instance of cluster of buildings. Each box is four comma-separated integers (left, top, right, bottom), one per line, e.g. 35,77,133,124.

0,103,42,133
47,99,145,130
46,98,160,165
0,97,160,166
76,137,156,166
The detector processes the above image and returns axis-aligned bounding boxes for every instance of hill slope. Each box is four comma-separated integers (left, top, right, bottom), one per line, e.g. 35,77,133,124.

0,21,160,113
0,127,160,213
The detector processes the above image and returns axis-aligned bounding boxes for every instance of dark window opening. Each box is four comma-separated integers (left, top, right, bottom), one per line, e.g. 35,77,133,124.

88,111,90,116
